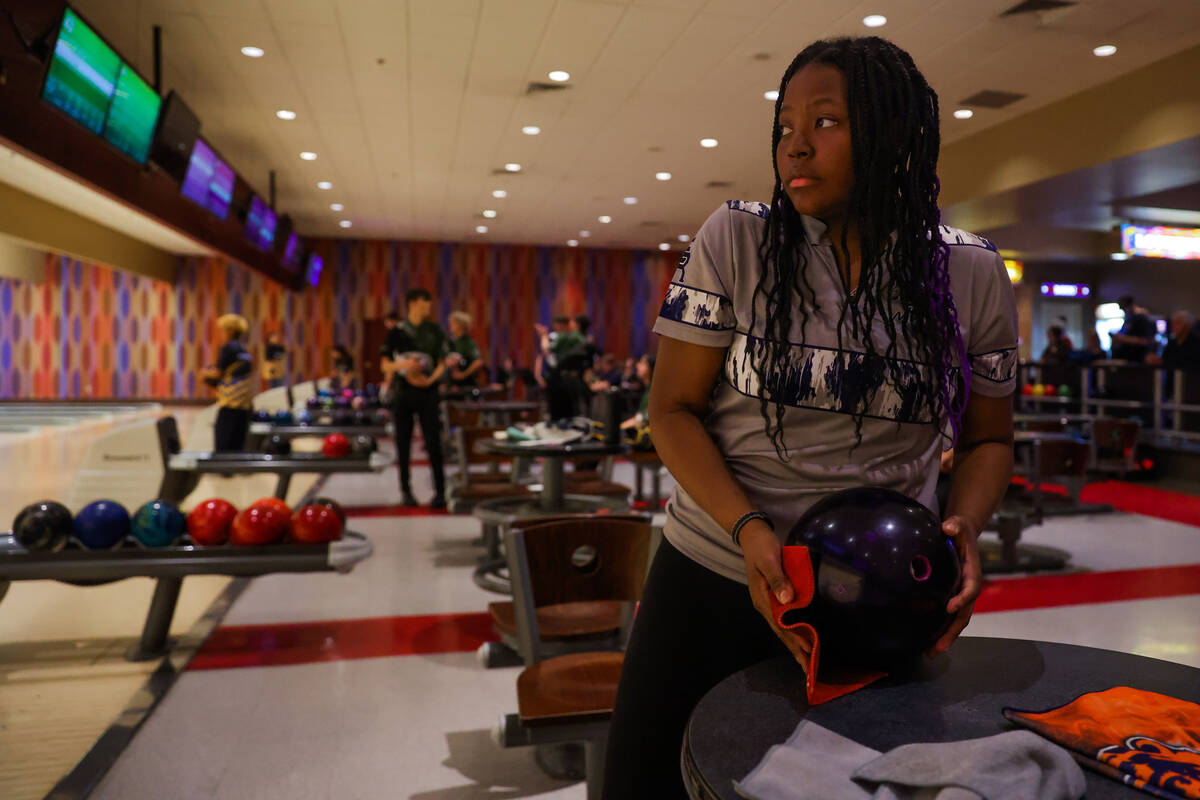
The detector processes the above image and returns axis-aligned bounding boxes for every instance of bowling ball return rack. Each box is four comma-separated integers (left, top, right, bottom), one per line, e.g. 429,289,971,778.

0,531,373,662
163,450,392,504
245,422,392,451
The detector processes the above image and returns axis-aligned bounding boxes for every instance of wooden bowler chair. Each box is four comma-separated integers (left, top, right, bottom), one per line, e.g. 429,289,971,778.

492,516,652,800
479,513,649,669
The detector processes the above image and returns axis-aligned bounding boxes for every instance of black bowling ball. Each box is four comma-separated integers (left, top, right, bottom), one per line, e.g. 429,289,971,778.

782,487,959,671
12,500,73,552
261,434,292,456
351,435,377,455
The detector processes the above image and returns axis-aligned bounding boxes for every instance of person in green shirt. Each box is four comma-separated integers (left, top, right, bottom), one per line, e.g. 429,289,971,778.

380,288,450,508
446,311,485,388
536,315,593,419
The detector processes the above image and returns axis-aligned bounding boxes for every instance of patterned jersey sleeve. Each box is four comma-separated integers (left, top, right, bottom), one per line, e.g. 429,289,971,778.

652,205,738,348
967,251,1019,397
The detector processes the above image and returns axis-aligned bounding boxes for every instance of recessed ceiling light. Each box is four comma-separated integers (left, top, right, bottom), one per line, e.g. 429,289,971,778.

700,138,718,148
567,239,579,247
658,243,671,251
330,203,344,211
764,90,779,101
548,70,570,82
241,46,264,58
623,196,638,205
677,234,690,242
522,125,541,135
862,14,887,27
655,172,672,181
339,220,352,228
580,230,591,237
483,209,498,218
1093,44,1117,57
953,109,974,119
504,163,522,172
598,215,612,223
300,151,317,161
492,189,507,198
276,109,296,121
1111,252,1130,260
317,181,332,190
476,225,488,234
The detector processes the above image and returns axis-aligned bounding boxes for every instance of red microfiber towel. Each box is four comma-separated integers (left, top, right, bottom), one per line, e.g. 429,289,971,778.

1004,686,1200,800
767,545,888,705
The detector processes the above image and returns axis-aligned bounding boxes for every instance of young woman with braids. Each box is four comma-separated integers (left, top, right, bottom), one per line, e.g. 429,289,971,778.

603,37,1017,797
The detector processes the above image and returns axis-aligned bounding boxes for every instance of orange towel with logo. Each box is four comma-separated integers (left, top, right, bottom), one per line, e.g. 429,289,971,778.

1004,687,1200,800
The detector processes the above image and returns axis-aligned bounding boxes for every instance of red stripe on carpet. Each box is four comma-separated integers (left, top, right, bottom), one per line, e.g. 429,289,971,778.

188,612,496,670
1007,479,1200,527
975,563,1200,613
345,505,451,517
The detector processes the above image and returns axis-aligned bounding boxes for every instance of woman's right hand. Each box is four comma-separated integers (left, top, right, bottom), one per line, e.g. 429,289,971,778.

741,522,813,667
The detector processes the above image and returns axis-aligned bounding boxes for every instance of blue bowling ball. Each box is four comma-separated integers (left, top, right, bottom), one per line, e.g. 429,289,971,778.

74,500,131,549
296,410,313,425
131,500,186,548
274,410,294,425
253,410,272,423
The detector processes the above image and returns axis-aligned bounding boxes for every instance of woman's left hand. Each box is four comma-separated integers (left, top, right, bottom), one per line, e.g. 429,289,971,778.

929,515,983,656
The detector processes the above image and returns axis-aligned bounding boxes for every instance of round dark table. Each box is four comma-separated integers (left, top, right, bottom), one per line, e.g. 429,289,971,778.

683,637,1200,800
478,439,627,510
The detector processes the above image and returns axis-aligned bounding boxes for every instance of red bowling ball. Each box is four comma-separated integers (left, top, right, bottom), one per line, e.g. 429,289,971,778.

290,504,344,543
322,433,350,458
229,505,289,546
187,499,239,546
310,496,347,525
251,497,292,518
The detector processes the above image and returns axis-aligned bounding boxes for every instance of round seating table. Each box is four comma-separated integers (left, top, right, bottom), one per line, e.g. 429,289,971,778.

683,637,1200,800
472,439,629,593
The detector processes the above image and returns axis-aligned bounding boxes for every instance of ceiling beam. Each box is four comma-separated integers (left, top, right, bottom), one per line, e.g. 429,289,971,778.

0,182,177,282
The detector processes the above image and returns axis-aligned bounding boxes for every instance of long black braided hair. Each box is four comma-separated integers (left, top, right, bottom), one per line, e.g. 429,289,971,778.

750,36,968,458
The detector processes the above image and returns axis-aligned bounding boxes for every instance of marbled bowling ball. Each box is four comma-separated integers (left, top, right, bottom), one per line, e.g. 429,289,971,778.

12,500,72,552
230,505,289,546
290,504,344,544
295,410,313,426
310,497,347,525
351,435,377,456
782,487,958,671
73,500,131,550
186,499,238,546
131,500,186,548
351,396,366,410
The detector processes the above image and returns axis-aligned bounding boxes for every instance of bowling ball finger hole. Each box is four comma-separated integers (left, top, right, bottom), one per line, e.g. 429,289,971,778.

570,545,600,574
909,555,932,582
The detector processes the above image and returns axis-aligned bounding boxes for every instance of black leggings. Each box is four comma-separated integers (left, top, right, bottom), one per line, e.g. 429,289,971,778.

603,538,790,799
392,389,445,497
214,407,249,452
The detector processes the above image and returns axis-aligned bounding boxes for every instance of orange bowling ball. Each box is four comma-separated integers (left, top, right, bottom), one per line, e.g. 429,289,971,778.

230,505,289,546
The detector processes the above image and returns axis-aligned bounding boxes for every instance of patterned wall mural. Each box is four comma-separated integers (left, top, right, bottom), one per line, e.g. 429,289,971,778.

0,240,678,400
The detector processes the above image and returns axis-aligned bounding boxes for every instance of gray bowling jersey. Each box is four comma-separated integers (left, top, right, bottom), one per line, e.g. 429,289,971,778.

652,201,1017,583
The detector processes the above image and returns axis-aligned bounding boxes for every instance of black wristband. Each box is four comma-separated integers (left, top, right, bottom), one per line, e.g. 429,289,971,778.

731,510,773,548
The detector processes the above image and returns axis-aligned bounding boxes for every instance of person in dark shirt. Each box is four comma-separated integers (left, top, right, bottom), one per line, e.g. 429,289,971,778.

446,311,485,388
1039,325,1071,363
203,314,254,452
1110,296,1157,361
1150,311,1200,371
262,331,287,389
330,345,356,390
1083,331,1108,361
381,288,450,508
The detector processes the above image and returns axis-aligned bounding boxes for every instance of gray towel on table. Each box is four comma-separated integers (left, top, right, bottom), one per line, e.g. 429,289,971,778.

736,723,1085,800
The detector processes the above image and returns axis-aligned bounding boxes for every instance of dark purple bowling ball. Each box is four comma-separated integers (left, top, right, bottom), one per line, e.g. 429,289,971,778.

12,500,73,552
783,487,959,671
306,397,322,411
73,499,132,550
